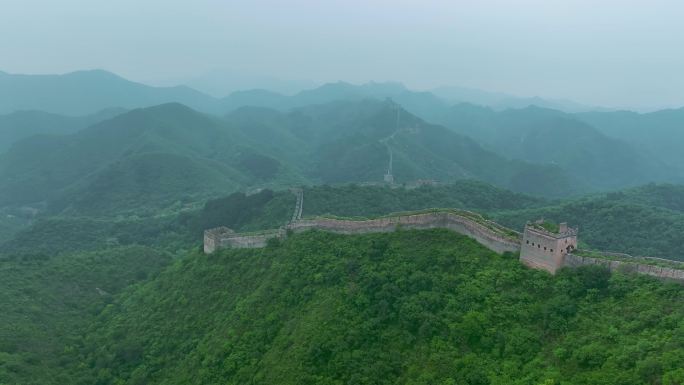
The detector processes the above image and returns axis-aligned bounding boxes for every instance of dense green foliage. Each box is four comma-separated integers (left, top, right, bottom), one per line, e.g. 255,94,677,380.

1,189,296,257
182,189,295,233
1,181,684,384
58,230,683,385
0,246,172,385
1,216,188,257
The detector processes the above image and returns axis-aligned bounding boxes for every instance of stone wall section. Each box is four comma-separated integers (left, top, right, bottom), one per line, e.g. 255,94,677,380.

563,254,684,283
205,211,520,255
288,212,521,254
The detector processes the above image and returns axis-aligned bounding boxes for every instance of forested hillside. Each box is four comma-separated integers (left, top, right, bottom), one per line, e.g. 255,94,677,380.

4,3,684,385
59,230,684,385
0,246,172,385
2,181,684,384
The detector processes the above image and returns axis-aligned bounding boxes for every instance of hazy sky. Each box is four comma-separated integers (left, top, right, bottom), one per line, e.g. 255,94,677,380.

1,0,683,109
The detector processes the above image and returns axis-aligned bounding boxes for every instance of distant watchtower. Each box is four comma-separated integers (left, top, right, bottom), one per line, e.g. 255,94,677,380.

520,220,578,274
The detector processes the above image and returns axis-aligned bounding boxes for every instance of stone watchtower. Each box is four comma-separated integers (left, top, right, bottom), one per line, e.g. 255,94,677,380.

520,220,578,274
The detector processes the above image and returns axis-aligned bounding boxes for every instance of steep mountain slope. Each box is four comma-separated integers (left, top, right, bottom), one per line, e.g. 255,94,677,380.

64,230,683,385
432,104,673,190
0,70,222,115
0,108,126,152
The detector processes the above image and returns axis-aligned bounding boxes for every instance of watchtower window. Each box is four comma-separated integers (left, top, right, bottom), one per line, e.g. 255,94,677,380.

538,244,540,248
526,240,529,244
544,247,547,251
550,249,554,252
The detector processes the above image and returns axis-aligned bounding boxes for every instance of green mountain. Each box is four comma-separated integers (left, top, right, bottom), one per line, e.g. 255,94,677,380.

2,180,684,384
227,100,583,197
222,83,684,193
0,70,222,115
0,100,584,223
0,103,305,216
56,230,684,385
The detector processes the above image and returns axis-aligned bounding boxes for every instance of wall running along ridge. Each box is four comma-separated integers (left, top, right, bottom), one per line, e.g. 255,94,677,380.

204,212,520,254
203,193,684,283
564,254,684,281
289,212,521,254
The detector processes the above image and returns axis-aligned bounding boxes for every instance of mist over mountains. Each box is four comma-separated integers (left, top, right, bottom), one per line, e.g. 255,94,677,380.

4,1,684,383
1,68,684,217
2,69,684,385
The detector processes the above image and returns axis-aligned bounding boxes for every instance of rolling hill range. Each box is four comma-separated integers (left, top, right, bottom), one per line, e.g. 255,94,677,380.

221,83,684,192
0,103,307,216
0,100,586,219
428,104,677,190
4,70,684,195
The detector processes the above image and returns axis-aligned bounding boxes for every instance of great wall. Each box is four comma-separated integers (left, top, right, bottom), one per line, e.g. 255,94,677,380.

204,189,684,283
